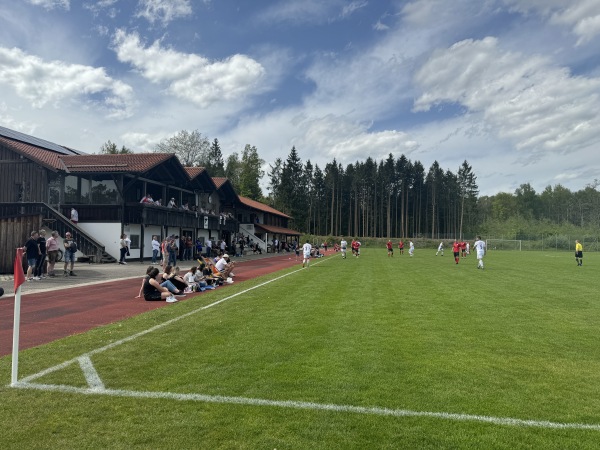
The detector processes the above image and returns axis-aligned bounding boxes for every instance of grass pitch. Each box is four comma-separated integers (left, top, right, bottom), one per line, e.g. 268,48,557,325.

1,248,600,449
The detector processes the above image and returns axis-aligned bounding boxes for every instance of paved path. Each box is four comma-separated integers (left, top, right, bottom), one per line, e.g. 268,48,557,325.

0,252,308,356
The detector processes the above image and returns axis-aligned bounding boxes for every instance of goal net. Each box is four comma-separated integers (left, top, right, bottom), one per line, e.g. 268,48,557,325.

486,239,522,251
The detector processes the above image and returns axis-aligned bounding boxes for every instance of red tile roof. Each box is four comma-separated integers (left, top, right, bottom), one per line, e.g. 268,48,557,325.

61,153,175,173
185,167,206,178
0,136,66,171
238,195,291,218
212,177,228,189
255,224,300,236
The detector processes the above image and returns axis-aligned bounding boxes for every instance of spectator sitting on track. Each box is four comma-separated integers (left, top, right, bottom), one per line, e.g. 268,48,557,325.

199,263,220,286
215,254,235,279
169,266,189,292
141,267,177,303
183,266,215,291
136,265,156,298
159,265,186,295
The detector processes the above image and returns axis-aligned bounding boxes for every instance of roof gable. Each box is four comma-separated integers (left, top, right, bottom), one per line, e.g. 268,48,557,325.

0,135,67,171
238,195,290,218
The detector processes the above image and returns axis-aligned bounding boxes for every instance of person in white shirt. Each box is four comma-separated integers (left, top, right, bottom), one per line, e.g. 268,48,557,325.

205,238,212,257
167,198,176,208
302,240,312,268
436,241,444,256
70,207,79,225
409,241,415,257
215,254,235,279
151,235,160,263
473,236,486,269
340,238,347,259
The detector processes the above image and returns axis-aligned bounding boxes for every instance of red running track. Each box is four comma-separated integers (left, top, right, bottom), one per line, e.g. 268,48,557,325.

0,254,303,357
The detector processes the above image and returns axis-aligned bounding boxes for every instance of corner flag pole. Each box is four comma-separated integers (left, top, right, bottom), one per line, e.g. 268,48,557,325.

12,248,26,386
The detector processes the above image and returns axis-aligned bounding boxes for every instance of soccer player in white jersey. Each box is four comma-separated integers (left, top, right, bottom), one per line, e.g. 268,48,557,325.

302,240,312,268
436,241,444,256
473,236,486,269
340,238,347,259
408,241,415,257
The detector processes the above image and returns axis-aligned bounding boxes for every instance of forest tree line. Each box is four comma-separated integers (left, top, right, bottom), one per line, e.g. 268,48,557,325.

100,131,600,239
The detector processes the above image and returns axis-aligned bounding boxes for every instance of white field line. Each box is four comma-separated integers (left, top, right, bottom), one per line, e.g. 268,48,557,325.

78,356,105,390
19,259,327,384
11,382,600,431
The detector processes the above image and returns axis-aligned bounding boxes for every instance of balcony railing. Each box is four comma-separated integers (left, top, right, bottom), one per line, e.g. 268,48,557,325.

58,203,239,232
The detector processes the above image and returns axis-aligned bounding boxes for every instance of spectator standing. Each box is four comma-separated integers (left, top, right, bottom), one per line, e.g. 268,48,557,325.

46,230,60,277
151,235,161,263
205,237,212,257
167,198,176,208
167,237,177,266
70,207,79,225
23,231,40,281
63,231,77,276
119,233,128,264
35,229,48,278
184,236,193,260
140,193,153,203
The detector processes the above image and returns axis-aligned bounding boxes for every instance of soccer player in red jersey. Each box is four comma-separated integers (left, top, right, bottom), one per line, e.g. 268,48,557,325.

386,240,393,257
452,240,461,264
398,240,404,255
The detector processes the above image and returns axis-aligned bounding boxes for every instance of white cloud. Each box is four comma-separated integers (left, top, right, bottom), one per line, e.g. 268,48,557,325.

27,0,69,10
0,46,135,118
413,37,600,159
341,1,368,18
503,0,600,45
112,30,265,108
135,0,192,26
257,0,366,25
296,115,419,161
121,131,168,151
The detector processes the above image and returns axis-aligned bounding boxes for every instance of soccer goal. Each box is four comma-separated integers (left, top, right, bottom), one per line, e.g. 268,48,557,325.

486,239,522,251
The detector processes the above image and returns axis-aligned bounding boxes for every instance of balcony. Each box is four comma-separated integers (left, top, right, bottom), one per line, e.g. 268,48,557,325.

60,203,238,232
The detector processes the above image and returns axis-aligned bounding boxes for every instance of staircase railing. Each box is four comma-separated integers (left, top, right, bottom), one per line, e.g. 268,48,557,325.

0,202,108,262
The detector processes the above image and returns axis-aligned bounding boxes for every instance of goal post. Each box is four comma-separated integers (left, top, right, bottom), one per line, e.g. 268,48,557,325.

486,239,522,251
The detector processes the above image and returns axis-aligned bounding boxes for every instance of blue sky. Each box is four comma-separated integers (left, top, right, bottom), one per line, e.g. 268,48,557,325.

1,0,600,196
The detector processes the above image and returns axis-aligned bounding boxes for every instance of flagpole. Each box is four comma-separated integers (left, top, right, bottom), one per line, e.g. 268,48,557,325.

11,285,22,386
11,247,26,387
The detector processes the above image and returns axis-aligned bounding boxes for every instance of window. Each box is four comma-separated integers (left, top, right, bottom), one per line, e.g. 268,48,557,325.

91,178,118,204
129,234,140,249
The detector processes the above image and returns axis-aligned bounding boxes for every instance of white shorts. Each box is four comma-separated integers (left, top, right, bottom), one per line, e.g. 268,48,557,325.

303,253,311,259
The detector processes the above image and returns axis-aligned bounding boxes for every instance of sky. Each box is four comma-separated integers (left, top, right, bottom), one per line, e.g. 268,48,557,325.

1,0,600,196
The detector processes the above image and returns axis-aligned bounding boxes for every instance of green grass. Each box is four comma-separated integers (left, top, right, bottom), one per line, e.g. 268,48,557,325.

1,248,600,449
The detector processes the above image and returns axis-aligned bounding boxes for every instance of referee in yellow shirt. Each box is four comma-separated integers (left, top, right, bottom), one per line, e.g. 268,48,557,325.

575,240,583,266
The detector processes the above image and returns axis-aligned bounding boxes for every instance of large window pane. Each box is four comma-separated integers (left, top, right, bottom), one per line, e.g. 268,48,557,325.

64,175,78,203
92,178,119,204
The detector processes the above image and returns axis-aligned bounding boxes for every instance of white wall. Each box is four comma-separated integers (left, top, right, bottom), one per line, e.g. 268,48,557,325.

78,222,122,259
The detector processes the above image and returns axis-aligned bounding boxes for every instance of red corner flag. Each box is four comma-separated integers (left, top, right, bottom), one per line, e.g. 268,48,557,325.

14,249,26,292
